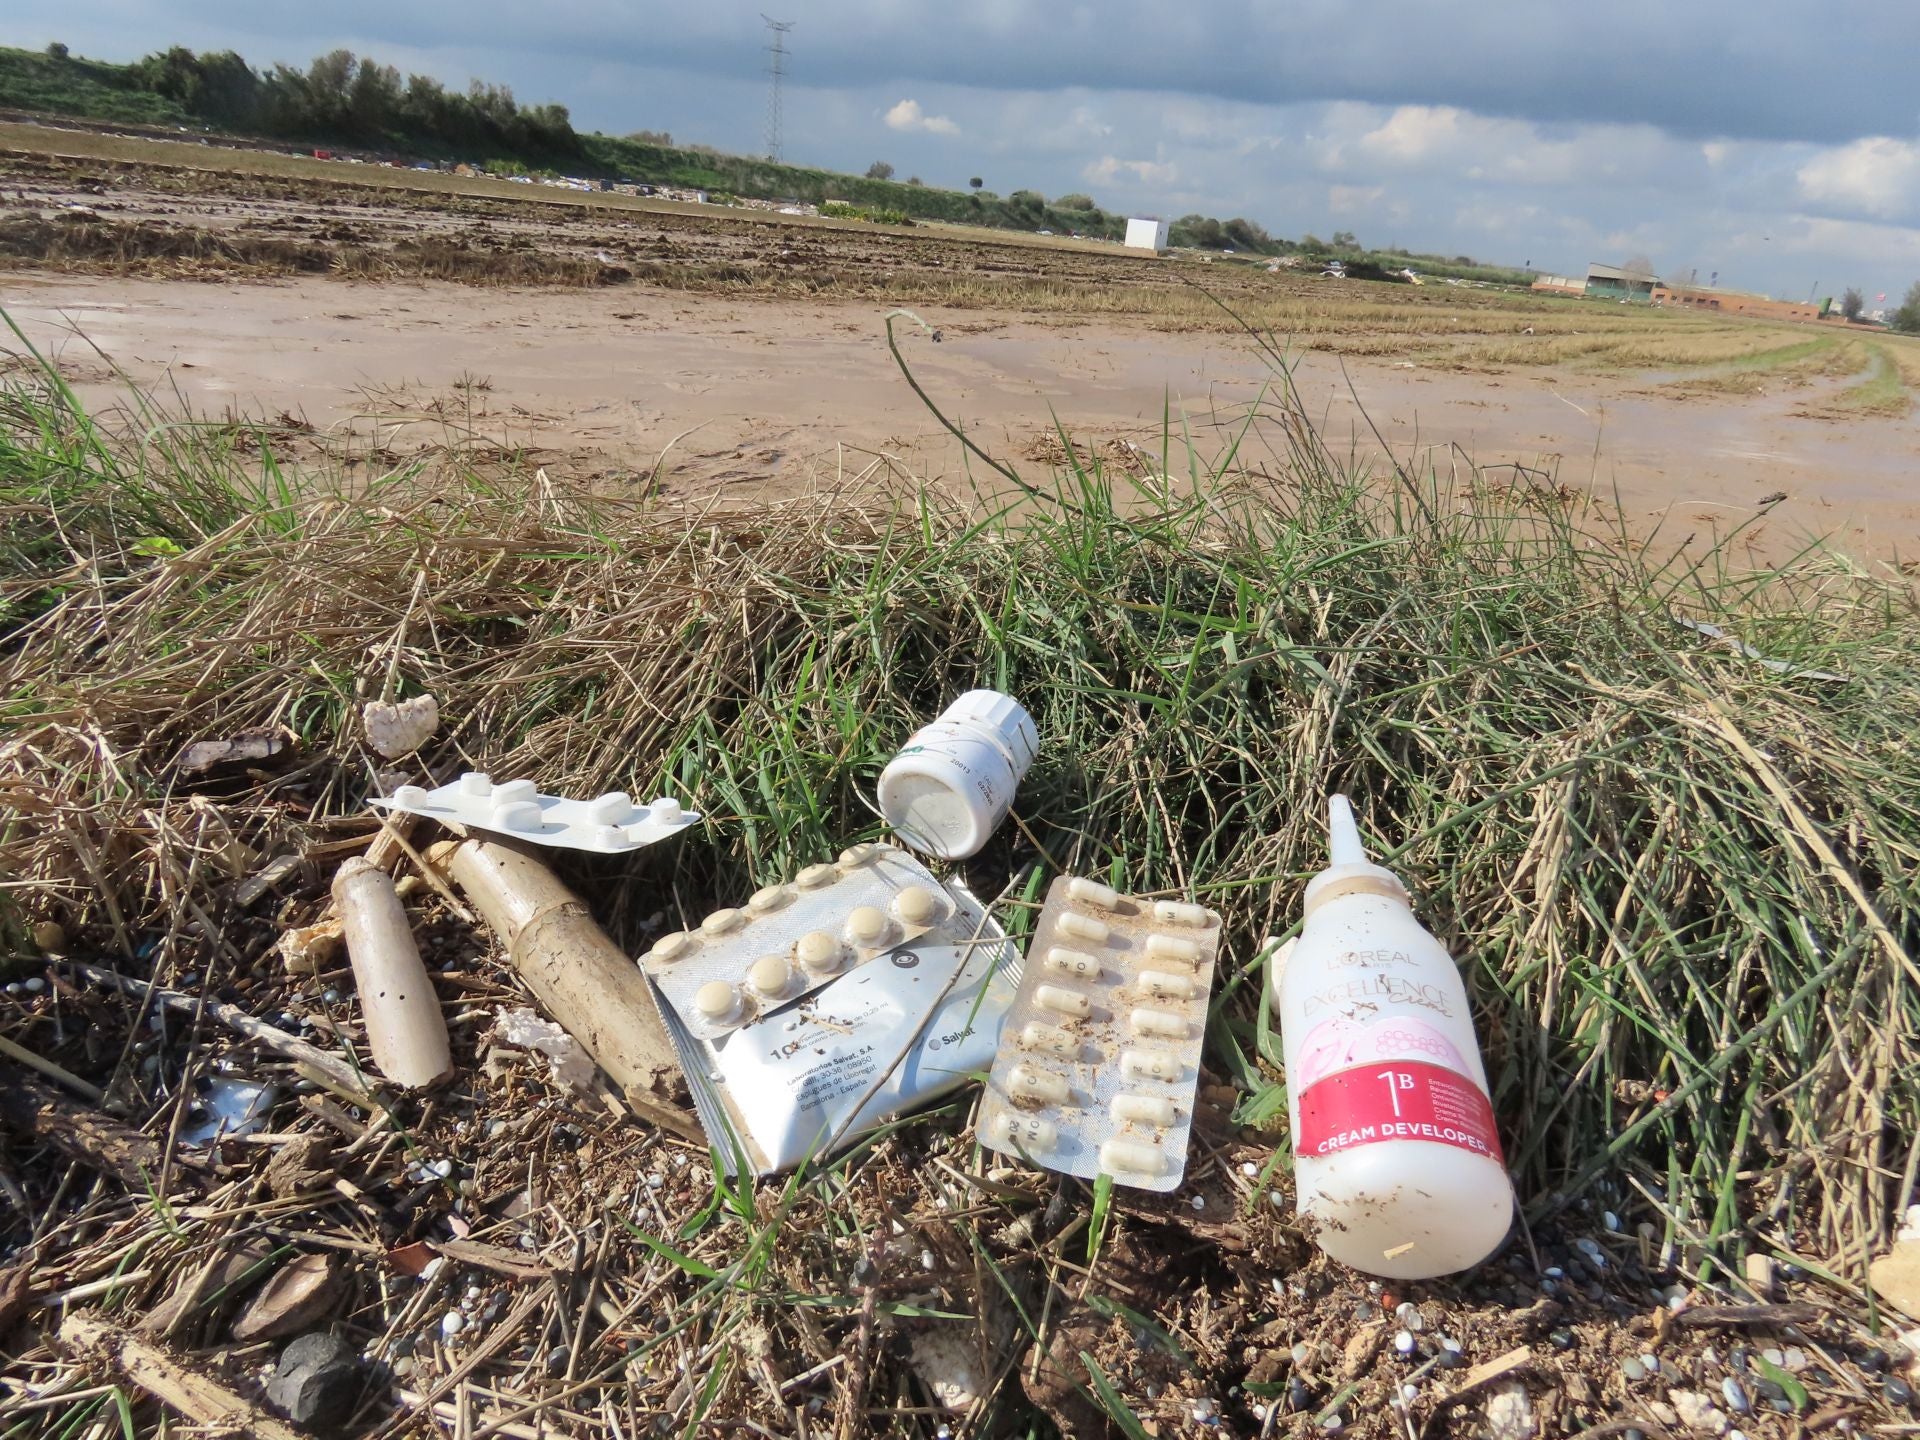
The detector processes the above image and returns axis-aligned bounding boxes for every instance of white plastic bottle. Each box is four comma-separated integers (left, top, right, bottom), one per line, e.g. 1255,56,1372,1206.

877,691,1037,859
1270,796,1514,1279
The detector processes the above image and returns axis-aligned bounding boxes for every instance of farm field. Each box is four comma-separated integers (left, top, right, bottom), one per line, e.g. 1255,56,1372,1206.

3,119,1920,1440
4,126,1919,563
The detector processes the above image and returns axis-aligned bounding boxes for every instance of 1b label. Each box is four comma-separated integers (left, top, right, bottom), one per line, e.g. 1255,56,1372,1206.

1296,1060,1504,1162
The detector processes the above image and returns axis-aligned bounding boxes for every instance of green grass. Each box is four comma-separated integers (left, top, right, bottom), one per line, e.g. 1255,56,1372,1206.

2,311,1917,1432
1832,344,1913,415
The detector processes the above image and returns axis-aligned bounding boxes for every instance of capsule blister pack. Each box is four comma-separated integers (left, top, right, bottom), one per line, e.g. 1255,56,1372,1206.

638,843,953,1040
978,876,1221,1192
371,773,700,854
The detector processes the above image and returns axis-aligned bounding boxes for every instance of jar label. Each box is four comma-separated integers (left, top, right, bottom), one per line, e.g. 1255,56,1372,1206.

1296,1060,1503,1162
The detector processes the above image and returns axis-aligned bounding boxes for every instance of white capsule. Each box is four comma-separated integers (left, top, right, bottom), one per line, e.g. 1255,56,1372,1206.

892,886,941,926
1007,1064,1070,1105
747,955,795,1000
1152,900,1213,928
1112,1093,1178,1126
492,800,543,832
493,778,538,805
1019,1022,1080,1057
795,931,847,976
1099,1139,1167,1177
700,908,747,937
1057,912,1111,945
1146,933,1202,966
1130,1007,1188,1039
647,931,699,963
845,906,892,946
1121,1048,1183,1083
1138,969,1198,1000
1066,878,1122,911
1043,947,1102,980
1035,984,1092,1018
795,863,840,890
992,1112,1059,1152
392,784,429,807
585,791,632,824
458,771,493,796
694,981,743,1024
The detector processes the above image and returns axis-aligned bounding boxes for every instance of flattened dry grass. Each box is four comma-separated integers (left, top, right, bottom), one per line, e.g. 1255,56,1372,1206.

2,317,1918,1437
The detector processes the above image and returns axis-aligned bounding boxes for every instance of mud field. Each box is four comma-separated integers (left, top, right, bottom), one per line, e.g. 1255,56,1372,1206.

6,141,1920,567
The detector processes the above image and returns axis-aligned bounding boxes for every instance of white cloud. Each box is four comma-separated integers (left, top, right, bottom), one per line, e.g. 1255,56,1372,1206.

1083,154,1179,186
1796,136,1920,219
884,98,960,136
1328,183,1384,214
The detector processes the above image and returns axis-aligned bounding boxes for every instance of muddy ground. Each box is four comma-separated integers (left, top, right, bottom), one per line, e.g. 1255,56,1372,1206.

4,147,1919,566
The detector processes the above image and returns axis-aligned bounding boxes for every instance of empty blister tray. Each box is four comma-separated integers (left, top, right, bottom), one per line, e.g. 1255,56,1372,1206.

372,773,700,854
637,843,953,1040
978,876,1221,1192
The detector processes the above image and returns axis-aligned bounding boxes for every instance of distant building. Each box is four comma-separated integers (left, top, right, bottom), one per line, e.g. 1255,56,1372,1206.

1530,274,1585,297
1124,217,1171,252
1650,285,1822,323
1585,262,1660,301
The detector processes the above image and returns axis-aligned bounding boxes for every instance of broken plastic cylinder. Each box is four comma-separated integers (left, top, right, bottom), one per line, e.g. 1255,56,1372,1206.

331,858,452,1089
877,690,1038,859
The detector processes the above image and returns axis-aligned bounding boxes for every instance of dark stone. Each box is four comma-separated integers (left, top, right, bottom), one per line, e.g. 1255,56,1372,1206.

265,1331,363,1432
1549,1328,1576,1351
1886,1376,1915,1408
1858,1348,1889,1373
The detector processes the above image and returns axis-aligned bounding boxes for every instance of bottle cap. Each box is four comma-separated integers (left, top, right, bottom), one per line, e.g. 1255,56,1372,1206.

1304,794,1410,915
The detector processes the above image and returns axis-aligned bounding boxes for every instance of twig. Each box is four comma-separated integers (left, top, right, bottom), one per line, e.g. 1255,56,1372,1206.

58,1311,308,1440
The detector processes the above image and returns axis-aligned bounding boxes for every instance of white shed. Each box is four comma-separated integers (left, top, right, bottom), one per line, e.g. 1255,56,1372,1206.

1124,216,1170,252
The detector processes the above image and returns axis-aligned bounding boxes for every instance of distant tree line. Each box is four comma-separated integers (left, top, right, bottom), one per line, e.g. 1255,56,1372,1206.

119,45,579,155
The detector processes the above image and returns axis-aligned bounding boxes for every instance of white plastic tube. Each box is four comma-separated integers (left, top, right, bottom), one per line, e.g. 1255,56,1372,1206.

1269,796,1515,1279
877,691,1037,859
332,858,451,1089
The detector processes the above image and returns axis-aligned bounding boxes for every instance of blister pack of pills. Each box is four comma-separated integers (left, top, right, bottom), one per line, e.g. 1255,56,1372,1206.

371,773,700,854
978,876,1222,1192
637,843,954,1040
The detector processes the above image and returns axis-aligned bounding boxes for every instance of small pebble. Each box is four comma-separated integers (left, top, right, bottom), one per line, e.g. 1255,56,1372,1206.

1641,1354,1660,1373
1783,1347,1807,1373
1395,1301,1423,1331
1550,1328,1576,1351
1287,1376,1311,1412
1604,1211,1621,1231
1858,1348,1888,1374
1623,1358,1648,1383
23,977,45,994
1291,1343,1312,1369
1241,1161,1258,1177
920,1249,936,1272
431,1159,455,1179
440,1311,464,1339
1544,1265,1565,1279
1394,1330,1416,1356
1318,1410,1343,1433
1189,1397,1217,1424
1190,1194,1205,1212
1352,1301,1380,1323
1723,1377,1751,1413
1886,1376,1915,1408
1761,1347,1785,1368
1399,1383,1419,1404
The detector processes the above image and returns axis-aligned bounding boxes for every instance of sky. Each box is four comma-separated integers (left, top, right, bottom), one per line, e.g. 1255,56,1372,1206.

13,2,1920,303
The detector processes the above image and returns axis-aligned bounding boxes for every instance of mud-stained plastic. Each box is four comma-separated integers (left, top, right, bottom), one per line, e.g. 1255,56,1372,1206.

1268,796,1515,1279
978,875,1220,1192
372,773,698,854
331,857,451,1088
637,843,951,1040
877,691,1037,859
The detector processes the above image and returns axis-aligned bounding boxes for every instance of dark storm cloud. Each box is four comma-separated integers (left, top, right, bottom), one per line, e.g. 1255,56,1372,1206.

86,0,1920,145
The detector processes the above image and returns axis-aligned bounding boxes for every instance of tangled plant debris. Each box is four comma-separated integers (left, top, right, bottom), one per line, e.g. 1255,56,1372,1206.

1,320,1918,1438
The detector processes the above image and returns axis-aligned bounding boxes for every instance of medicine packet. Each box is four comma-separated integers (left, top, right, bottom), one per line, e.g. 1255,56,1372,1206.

977,876,1221,1192
637,843,953,1041
655,882,1020,1176
372,773,699,854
